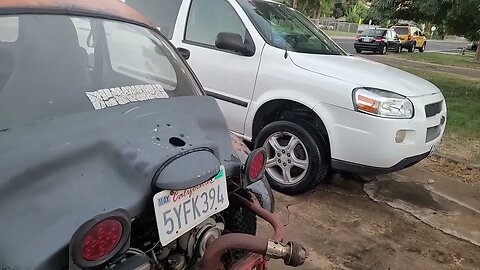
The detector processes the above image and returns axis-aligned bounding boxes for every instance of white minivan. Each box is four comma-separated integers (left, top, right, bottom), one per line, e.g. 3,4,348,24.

126,0,446,194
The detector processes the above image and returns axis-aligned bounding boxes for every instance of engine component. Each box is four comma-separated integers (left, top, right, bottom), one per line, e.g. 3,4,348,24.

178,217,224,258
168,253,187,270
155,241,177,261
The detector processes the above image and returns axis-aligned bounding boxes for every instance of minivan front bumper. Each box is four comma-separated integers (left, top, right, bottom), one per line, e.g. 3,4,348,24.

332,151,430,174
313,92,446,173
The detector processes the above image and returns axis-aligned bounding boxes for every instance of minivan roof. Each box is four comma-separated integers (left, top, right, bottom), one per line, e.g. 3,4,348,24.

0,0,154,29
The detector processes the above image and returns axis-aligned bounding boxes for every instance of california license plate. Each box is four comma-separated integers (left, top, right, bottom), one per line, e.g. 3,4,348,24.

362,37,372,42
153,166,229,245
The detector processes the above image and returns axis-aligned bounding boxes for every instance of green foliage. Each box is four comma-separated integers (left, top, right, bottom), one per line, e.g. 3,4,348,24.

445,0,480,41
370,0,480,41
345,1,369,23
285,0,370,20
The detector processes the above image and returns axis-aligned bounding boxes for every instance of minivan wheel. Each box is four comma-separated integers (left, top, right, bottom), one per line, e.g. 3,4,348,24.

254,120,328,195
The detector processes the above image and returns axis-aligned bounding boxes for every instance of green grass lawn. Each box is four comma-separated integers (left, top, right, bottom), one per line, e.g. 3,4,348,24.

398,67,480,139
394,52,480,70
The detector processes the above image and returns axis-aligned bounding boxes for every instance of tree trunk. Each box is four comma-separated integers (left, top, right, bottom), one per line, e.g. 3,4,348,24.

476,40,480,62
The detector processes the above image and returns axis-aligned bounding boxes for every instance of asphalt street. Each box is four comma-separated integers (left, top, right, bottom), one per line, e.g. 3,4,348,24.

332,37,469,55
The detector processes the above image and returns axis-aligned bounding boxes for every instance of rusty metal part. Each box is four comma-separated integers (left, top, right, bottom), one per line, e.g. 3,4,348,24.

0,0,155,29
194,233,269,270
265,240,306,267
232,193,284,242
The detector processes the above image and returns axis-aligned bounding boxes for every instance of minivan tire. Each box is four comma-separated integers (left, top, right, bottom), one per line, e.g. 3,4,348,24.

254,120,329,195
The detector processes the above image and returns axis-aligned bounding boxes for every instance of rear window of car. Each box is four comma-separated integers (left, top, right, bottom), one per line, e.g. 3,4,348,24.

125,0,183,39
0,14,200,130
394,27,410,35
361,29,386,36
0,16,18,42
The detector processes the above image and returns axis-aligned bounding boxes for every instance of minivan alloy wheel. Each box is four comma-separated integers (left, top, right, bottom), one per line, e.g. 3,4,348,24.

263,131,309,185
255,120,329,195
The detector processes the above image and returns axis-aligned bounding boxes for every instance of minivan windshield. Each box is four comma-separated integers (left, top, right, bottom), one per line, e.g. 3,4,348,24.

0,14,201,129
239,0,344,55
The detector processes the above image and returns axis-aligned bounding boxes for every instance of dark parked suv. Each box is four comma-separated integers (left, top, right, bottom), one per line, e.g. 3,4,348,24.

354,28,402,54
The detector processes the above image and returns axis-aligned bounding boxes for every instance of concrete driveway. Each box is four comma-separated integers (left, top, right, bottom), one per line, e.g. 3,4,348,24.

258,168,480,270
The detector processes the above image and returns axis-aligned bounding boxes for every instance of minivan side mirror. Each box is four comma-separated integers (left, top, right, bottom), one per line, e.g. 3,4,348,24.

215,32,254,56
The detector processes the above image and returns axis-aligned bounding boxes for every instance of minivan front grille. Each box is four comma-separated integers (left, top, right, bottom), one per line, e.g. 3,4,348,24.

426,125,442,143
425,101,442,118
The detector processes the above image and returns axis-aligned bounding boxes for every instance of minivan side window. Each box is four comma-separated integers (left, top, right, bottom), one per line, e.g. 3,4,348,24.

125,0,182,39
185,0,249,48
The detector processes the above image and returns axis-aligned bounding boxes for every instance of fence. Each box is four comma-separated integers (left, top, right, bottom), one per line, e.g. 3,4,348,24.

310,18,379,34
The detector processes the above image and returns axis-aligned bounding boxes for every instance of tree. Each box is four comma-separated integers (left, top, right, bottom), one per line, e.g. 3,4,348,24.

345,1,369,23
283,0,335,19
370,0,480,62
445,0,480,62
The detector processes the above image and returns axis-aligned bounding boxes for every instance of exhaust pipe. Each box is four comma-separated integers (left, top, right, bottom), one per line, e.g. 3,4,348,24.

193,194,306,270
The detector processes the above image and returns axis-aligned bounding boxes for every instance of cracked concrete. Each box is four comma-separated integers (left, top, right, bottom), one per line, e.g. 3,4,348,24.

365,167,480,247
258,170,480,269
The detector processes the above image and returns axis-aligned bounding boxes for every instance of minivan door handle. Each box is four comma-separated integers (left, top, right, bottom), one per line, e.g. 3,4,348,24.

177,47,191,60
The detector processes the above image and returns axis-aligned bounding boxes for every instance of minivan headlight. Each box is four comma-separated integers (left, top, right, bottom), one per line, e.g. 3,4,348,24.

353,88,414,119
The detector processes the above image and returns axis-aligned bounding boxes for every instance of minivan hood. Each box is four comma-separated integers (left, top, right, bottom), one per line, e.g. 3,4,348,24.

288,53,440,97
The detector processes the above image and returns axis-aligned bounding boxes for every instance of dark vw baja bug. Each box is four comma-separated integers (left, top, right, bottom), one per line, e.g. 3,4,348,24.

0,0,305,269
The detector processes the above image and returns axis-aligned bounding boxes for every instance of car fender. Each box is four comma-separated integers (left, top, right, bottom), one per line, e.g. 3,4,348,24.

244,89,319,140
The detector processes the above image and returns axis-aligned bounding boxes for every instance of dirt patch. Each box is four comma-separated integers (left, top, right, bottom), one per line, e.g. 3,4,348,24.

419,134,480,188
437,134,480,163
258,173,480,270
419,157,480,188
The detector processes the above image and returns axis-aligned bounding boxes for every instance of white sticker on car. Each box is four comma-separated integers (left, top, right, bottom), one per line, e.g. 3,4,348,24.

86,84,168,110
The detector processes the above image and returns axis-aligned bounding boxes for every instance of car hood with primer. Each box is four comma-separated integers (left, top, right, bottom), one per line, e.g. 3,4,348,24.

288,53,441,97
0,96,240,270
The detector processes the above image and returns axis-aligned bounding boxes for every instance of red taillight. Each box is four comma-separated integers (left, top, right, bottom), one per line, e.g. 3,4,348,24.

375,37,383,42
249,151,265,180
245,148,266,183
81,219,123,261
